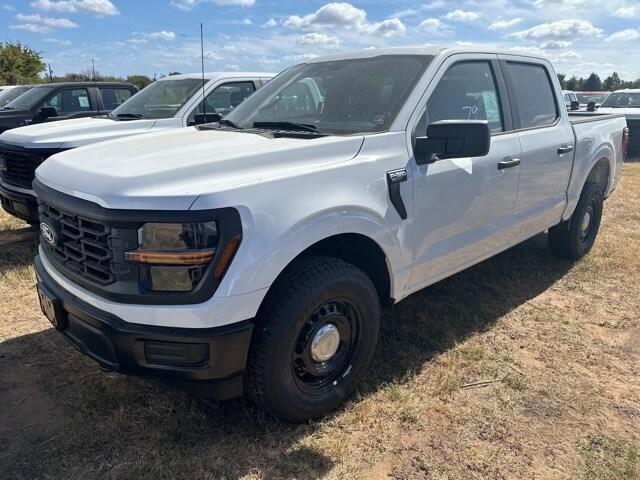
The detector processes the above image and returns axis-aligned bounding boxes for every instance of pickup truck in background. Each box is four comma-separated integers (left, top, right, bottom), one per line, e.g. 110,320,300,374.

0,72,273,223
0,85,34,108
563,90,579,110
596,89,640,156
0,82,138,135
576,91,611,112
32,47,628,422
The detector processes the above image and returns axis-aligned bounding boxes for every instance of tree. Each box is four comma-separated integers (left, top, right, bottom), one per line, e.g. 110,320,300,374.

583,72,602,91
557,73,566,89
0,41,45,84
565,75,579,91
168,71,181,76
602,72,623,92
125,74,153,89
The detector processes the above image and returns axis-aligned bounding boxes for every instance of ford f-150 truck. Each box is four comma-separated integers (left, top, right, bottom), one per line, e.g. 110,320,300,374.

0,81,138,134
32,47,628,422
0,72,273,224
596,89,640,156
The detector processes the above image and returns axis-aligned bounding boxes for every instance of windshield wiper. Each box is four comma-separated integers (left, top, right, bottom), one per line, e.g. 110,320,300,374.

218,118,241,129
115,113,144,119
252,121,320,133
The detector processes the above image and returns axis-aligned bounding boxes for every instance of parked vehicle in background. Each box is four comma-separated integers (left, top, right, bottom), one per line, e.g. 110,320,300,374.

0,85,34,108
0,72,272,223
597,89,640,156
563,90,579,110
576,91,610,111
0,82,138,134
32,47,627,422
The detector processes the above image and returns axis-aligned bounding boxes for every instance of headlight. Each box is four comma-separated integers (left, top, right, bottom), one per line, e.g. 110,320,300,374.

124,222,236,292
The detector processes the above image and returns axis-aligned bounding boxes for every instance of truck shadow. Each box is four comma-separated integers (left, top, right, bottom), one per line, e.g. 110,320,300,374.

1,233,573,479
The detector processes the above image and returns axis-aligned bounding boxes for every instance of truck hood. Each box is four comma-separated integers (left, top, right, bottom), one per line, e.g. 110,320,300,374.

36,127,365,210
597,107,640,120
0,116,160,149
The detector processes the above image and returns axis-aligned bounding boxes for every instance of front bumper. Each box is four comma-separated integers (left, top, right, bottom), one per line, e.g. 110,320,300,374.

0,182,38,223
35,255,254,400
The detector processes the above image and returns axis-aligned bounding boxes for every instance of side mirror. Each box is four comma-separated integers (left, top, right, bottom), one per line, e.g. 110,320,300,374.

570,100,580,111
192,113,221,125
36,106,58,121
587,101,596,112
415,120,491,165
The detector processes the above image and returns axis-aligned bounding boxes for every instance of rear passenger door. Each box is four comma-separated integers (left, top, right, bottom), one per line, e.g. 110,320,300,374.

499,57,575,231
409,55,523,290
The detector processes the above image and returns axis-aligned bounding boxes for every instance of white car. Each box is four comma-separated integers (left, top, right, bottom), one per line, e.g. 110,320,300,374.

562,90,579,110
596,89,639,156
0,72,274,223
32,47,628,422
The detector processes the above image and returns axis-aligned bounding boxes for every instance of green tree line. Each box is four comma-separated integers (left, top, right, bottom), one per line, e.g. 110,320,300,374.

557,72,640,91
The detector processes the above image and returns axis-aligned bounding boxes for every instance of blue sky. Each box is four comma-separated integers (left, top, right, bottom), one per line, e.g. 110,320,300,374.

2,0,640,80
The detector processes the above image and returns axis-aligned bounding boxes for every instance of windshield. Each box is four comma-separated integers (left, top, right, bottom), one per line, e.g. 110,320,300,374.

601,92,640,108
111,78,203,119
576,92,609,104
3,85,56,110
0,86,33,108
225,55,433,135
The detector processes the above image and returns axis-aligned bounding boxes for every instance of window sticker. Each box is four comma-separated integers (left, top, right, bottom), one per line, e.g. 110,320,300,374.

78,96,90,108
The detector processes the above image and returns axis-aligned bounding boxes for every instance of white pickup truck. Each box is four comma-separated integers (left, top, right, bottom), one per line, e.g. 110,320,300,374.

0,72,273,223
32,47,628,422
596,89,639,156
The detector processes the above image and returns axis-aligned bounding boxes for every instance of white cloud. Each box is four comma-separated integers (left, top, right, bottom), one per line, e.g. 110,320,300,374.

170,0,254,10
444,10,480,22
44,37,72,46
511,19,602,40
605,29,640,42
31,0,119,16
10,23,51,33
263,18,277,28
613,6,639,18
283,53,320,63
127,38,148,45
242,18,252,25
296,32,340,46
540,40,572,49
145,31,177,41
488,18,522,31
283,2,404,37
4,4,16,11
418,18,450,35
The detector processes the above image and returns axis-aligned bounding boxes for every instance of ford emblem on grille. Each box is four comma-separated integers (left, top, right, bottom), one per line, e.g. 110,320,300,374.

40,222,56,246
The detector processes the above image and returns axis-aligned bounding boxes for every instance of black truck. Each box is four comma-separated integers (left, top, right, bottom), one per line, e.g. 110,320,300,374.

0,82,138,134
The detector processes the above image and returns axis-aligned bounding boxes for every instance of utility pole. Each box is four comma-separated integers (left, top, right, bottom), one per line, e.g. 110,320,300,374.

48,64,53,82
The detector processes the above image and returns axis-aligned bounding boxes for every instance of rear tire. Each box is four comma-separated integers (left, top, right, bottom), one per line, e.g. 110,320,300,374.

548,181,603,260
245,256,380,423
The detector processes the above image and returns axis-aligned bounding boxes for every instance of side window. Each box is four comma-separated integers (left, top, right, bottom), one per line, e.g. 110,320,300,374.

506,62,558,129
189,81,256,122
427,61,504,134
43,88,91,115
99,87,133,110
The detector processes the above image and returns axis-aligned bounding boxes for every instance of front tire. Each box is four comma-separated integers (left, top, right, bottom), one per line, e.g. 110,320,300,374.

548,181,603,260
245,256,381,423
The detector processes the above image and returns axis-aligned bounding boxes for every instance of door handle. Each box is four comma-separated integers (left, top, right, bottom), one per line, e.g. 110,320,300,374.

498,158,521,170
557,144,574,154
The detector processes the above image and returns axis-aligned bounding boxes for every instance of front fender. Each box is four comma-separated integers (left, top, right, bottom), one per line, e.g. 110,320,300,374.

215,206,410,303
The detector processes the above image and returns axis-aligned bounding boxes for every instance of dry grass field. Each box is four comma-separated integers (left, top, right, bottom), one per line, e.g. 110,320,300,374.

1,163,639,480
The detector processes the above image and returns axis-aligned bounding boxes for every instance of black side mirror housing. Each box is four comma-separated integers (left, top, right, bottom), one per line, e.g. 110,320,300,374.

587,101,596,112
570,100,580,111
36,106,58,122
415,120,491,165
192,113,221,125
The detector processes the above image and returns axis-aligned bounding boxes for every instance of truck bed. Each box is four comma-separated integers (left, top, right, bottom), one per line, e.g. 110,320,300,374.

568,111,627,124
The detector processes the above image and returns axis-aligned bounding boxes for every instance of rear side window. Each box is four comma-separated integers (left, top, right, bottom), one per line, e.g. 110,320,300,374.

506,62,558,129
99,87,133,110
189,81,256,122
427,61,504,134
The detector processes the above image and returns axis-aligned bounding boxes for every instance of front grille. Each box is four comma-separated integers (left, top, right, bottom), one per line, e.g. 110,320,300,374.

627,120,640,157
39,202,116,285
0,147,41,189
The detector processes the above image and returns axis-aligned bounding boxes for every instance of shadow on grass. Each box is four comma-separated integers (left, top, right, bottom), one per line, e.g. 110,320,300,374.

0,233,573,479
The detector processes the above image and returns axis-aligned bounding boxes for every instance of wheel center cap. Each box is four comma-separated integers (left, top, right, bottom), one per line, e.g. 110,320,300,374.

581,211,592,233
310,324,340,362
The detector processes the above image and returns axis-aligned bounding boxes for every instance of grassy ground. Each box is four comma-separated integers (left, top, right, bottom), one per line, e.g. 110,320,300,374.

1,164,639,480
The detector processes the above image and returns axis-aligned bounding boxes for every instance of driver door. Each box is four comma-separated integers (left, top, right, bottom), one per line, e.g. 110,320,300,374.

408,55,522,291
